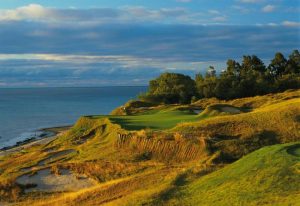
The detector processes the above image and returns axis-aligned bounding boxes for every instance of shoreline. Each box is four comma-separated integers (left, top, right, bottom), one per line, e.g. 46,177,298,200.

40,125,72,135
0,125,71,152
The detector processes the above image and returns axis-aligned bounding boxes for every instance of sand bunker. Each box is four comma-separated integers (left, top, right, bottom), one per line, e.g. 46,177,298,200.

221,106,241,114
200,104,242,117
193,109,203,114
17,168,96,193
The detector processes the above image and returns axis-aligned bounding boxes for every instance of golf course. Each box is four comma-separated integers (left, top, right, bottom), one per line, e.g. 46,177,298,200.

0,88,299,205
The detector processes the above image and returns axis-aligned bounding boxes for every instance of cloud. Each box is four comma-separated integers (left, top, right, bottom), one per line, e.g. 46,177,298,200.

208,10,220,15
212,16,227,22
176,0,192,2
267,22,278,26
0,53,220,87
0,4,209,25
232,5,252,13
0,22,298,60
262,5,276,13
0,53,219,72
282,21,300,27
0,4,53,21
0,5,128,23
0,4,299,87
207,10,227,23
238,0,264,3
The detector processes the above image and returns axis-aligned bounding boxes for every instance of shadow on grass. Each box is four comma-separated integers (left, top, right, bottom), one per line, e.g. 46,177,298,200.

286,143,300,157
109,117,161,130
149,172,190,206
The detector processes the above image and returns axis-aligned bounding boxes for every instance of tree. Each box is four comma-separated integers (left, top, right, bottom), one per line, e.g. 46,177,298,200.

196,67,217,98
140,50,300,104
268,52,287,77
251,55,266,73
202,76,217,98
206,66,216,78
215,72,239,99
200,66,218,98
195,73,205,98
285,50,300,74
226,59,241,76
274,74,300,91
241,55,266,75
143,73,196,104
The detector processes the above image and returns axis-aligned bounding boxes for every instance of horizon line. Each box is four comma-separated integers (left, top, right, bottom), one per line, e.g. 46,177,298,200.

0,85,149,89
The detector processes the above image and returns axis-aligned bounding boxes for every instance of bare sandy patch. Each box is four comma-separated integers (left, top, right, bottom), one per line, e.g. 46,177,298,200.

193,109,203,114
221,106,241,114
16,168,97,193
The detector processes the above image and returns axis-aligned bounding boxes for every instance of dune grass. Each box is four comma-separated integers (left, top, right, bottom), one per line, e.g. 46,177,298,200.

0,89,299,205
151,142,300,206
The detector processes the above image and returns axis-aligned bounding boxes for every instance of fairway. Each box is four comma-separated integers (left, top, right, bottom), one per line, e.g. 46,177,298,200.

90,109,201,130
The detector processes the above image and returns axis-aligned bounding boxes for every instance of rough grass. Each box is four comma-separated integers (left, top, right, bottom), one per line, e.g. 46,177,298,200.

0,89,299,205
150,142,300,206
110,100,157,115
198,103,243,118
174,98,300,160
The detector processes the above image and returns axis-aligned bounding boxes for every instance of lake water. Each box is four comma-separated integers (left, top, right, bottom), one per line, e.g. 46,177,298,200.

0,86,147,149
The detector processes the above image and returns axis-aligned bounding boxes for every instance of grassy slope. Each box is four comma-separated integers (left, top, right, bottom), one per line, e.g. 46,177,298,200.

91,103,246,131
151,142,300,206
0,90,299,205
173,98,300,160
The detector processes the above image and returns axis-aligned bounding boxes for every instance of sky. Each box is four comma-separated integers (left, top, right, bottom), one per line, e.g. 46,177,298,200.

0,0,299,87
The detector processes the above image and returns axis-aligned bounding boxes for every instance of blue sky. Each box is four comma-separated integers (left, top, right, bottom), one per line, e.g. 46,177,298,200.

0,0,299,87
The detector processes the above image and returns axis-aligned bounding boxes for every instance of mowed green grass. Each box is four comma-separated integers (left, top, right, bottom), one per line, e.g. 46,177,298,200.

153,142,300,206
89,109,202,130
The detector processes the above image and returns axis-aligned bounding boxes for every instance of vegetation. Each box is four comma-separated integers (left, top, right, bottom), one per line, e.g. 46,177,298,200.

0,89,299,205
175,97,300,161
99,108,200,130
139,73,196,104
140,50,300,104
150,142,300,206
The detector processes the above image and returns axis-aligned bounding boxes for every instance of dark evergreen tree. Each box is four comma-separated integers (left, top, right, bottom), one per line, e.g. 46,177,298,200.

195,73,205,98
226,59,241,76
268,52,287,77
286,50,300,74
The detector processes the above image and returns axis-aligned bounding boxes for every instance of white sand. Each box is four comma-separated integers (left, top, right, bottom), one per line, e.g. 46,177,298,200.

16,168,96,193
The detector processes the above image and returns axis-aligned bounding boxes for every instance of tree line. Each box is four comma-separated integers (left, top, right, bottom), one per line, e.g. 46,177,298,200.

139,50,300,104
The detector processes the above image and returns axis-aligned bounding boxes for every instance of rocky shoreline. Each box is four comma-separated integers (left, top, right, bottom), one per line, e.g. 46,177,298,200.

0,126,71,151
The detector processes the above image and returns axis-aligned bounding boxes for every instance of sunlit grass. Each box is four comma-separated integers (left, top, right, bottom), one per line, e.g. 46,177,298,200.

153,142,300,206
0,89,299,205
90,110,201,130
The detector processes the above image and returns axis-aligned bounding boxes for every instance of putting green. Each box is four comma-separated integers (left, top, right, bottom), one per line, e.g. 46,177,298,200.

90,110,201,130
